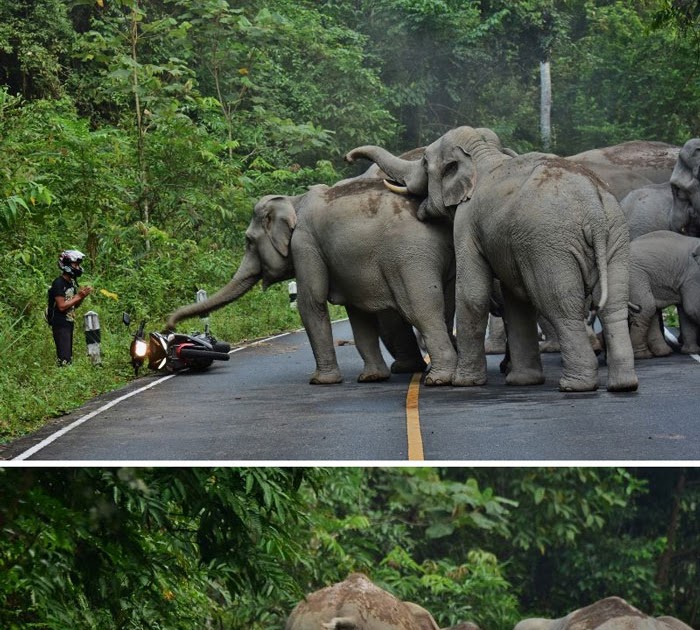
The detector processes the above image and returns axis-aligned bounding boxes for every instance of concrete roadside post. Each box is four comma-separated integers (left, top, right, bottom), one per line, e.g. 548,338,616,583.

84,310,102,365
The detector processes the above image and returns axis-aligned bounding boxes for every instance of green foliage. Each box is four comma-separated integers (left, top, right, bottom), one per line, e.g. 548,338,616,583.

2,468,698,629
3,0,700,435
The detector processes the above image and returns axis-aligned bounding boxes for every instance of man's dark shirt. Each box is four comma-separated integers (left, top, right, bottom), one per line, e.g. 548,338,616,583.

48,276,78,327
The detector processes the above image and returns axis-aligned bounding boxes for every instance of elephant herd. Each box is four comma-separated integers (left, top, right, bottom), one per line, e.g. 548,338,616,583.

284,573,693,630
166,130,700,393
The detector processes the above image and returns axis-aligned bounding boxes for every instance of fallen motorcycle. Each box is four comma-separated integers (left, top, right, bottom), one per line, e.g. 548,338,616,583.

124,313,230,375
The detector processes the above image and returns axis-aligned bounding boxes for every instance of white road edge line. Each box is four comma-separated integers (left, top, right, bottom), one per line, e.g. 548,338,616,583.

13,374,177,461
12,328,304,461
664,327,700,364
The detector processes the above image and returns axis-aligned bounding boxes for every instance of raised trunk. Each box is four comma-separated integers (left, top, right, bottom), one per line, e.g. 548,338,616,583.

345,145,428,196
166,253,262,330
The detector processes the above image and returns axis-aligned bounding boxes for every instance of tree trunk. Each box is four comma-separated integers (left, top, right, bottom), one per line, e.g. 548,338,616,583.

656,468,686,587
540,60,552,152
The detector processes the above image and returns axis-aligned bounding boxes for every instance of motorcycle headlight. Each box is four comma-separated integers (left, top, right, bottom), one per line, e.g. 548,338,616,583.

133,339,148,358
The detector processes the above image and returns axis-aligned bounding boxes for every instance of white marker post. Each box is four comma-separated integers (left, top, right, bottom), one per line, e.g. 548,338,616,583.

288,280,298,309
84,310,102,365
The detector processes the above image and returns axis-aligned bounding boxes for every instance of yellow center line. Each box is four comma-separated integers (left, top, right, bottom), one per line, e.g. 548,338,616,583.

406,372,424,460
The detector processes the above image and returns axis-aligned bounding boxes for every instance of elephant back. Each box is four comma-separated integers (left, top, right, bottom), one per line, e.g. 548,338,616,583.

285,573,429,630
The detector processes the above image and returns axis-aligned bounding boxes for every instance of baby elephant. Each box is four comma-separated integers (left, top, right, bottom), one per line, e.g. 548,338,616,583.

629,230,700,358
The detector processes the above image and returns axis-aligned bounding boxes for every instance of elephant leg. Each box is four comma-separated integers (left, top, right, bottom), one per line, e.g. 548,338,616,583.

295,252,343,384
600,306,639,391
537,315,561,353
346,305,391,382
416,318,457,386
377,310,426,373
628,268,659,360
629,299,657,360
453,251,491,387
484,313,507,354
398,279,457,386
551,315,600,391
647,311,673,356
501,288,544,386
678,304,700,354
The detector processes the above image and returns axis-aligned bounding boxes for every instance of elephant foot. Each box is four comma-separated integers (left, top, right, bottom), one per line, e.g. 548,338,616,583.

452,370,487,387
633,348,654,360
650,343,673,357
505,368,545,386
558,374,598,392
606,371,638,392
538,340,560,353
424,368,453,386
358,366,391,383
309,369,343,385
681,344,700,354
391,358,426,374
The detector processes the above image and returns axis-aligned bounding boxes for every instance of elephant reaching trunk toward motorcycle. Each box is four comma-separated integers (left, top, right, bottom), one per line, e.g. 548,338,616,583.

166,179,457,385
347,126,638,392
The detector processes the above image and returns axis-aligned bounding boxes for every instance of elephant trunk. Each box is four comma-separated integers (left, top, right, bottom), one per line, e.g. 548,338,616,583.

345,145,428,196
165,253,262,330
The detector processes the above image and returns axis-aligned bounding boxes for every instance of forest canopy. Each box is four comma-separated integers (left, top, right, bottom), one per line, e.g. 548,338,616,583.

1,467,698,629
1,0,699,430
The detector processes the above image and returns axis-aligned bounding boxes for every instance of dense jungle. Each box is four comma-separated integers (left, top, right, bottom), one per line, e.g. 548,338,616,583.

1,467,698,629
1,0,699,434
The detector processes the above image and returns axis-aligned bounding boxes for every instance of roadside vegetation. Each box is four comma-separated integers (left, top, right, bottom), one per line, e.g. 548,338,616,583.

1,467,698,629
1,1,699,440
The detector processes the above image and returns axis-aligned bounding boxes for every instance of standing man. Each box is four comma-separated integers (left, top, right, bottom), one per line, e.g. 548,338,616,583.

47,249,93,366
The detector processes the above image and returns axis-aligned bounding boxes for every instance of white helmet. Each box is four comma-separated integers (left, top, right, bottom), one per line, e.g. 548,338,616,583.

58,249,86,277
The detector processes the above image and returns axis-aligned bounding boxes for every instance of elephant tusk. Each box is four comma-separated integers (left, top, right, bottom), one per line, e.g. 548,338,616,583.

383,179,410,195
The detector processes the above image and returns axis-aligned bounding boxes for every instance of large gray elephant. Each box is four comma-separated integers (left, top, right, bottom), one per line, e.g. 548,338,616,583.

513,596,693,630
166,179,457,385
620,183,700,240
285,573,439,630
628,231,700,358
485,141,680,355
347,126,639,392
620,139,700,240
670,137,700,214
567,140,680,200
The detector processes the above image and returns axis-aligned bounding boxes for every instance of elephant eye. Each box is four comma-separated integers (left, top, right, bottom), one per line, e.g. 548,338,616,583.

443,161,459,178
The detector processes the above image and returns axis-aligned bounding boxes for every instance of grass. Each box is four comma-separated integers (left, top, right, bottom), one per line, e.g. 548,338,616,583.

0,282,346,445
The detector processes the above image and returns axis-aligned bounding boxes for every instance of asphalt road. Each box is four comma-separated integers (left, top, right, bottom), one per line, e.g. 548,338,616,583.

4,320,700,462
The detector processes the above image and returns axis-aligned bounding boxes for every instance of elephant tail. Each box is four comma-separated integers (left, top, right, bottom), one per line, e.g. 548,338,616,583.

588,220,609,312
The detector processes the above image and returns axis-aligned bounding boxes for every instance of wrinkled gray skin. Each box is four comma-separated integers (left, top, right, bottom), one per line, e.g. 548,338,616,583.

285,573,440,630
628,231,700,358
347,126,639,392
567,140,679,200
488,140,679,353
513,596,693,630
670,137,700,215
620,183,700,240
620,139,700,240
166,179,456,385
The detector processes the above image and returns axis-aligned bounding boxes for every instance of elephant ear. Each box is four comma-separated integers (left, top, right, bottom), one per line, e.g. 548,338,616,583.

692,241,700,265
442,146,477,208
263,197,297,258
670,144,700,193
